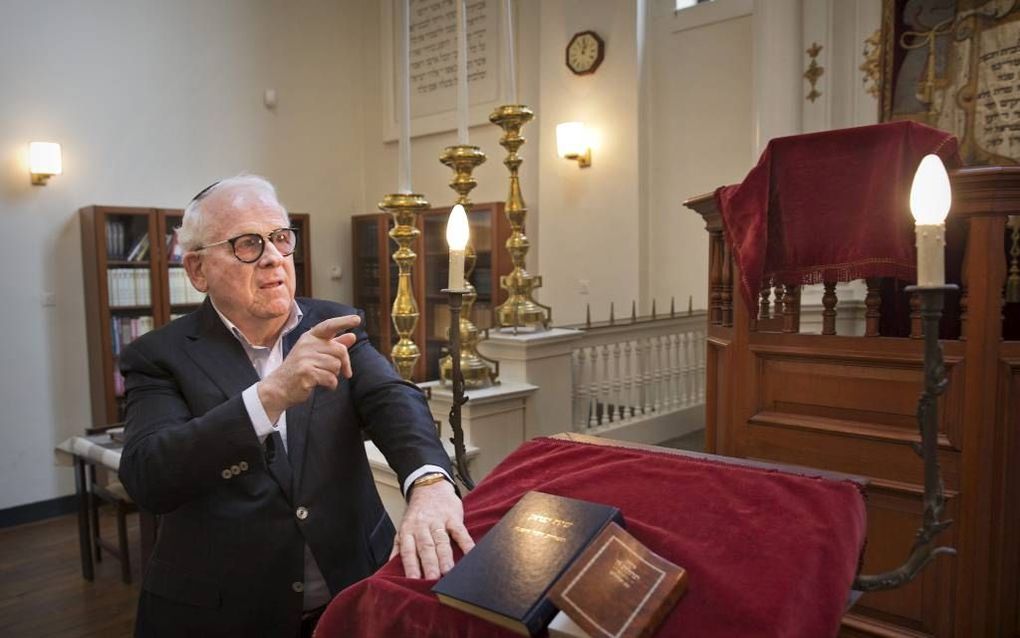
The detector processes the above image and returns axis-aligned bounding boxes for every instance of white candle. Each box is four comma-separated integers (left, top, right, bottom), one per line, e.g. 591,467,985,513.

909,154,952,287
447,204,469,290
456,0,469,144
398,0,412,193
504,0,517,104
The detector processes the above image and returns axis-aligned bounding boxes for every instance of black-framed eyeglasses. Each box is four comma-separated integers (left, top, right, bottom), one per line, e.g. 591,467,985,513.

196,228,298,263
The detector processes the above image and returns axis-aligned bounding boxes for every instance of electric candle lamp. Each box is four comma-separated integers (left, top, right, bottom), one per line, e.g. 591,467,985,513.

909,154,952,287
447,204,469,290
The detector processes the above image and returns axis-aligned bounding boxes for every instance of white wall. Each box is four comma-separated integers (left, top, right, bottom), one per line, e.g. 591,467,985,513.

646,0,754,312
536,1,643,325
0,0,369,510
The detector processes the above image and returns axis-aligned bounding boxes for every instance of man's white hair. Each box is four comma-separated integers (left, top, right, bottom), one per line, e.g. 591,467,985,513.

176,174,287,251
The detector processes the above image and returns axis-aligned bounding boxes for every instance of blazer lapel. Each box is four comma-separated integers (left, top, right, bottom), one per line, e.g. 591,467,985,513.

185,300,294,501
283,300,315,496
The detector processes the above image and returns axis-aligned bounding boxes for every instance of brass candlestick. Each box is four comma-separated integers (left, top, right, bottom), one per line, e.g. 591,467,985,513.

489,104,551,329
439,145,499,388
379,193,429,380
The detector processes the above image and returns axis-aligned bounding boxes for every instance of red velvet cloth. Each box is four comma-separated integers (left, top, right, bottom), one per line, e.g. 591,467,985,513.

316,437,867,638
715,121,960,318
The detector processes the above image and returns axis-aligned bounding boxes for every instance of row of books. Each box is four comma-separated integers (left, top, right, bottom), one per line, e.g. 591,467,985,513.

165,232,184,264
168,268,205,305
106,221,150,261
110,315,154,356
107,269,152,307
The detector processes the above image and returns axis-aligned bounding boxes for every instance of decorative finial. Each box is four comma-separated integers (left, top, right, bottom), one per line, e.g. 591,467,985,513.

651,298,657,319
631,300,637,323
670,296,676,318
609,302,615,326
688,295,693,316
586,303,591,329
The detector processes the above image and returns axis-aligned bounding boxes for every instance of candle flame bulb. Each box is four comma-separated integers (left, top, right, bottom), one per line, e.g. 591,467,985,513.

910,154,951,225
447,204,469,251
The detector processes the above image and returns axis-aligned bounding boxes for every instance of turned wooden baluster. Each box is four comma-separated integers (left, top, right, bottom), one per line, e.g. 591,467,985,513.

721,241,733,327
865,278,882,337
773,284,785,319
760,280,772,319
782,285,799,333
709,231,723,325
822,281,838,335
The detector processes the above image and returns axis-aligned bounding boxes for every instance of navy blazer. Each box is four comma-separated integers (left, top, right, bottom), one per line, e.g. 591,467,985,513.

118,298,450,637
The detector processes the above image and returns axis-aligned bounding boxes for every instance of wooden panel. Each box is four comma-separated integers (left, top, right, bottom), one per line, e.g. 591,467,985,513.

999,353,1020,638
750,347,964,450
842,486,959,637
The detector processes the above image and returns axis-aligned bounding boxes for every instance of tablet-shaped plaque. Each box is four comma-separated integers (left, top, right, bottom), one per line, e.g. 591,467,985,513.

549,522,687,638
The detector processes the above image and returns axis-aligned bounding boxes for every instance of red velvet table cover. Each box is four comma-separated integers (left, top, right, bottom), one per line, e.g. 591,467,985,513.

316,437,867,638
715,121,960,318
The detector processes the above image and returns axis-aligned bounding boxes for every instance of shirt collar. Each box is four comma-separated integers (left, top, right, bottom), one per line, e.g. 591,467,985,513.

211,299,303,350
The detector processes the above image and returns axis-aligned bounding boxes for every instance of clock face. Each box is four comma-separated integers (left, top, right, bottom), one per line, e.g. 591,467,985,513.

566,31,604,75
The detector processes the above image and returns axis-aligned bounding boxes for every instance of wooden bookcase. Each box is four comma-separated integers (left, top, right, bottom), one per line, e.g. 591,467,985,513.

352,202,510,382
80,206,311,425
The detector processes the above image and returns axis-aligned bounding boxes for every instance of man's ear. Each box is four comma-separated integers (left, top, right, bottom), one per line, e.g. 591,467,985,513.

182,252,209,293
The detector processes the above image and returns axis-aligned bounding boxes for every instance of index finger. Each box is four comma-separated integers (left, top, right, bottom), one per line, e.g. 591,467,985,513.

309,314,361,339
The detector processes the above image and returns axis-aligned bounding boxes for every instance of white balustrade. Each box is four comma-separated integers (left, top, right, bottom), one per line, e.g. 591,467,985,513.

570,313,707,434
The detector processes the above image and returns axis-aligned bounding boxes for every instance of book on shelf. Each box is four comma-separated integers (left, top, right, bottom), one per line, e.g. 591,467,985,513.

125,234,150,261
548,522,687,638
106,269,151,307
433,491,623,637
106,220,125,260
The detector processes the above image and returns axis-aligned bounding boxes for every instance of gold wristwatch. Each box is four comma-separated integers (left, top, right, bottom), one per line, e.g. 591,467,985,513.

411,472,448,490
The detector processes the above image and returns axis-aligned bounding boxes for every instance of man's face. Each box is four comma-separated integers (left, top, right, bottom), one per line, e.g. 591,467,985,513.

183,187,296,327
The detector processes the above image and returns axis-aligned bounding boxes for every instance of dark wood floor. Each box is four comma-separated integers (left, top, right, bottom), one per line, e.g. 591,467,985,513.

0,508,140,637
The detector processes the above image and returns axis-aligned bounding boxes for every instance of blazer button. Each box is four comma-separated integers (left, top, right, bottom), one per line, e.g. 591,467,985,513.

221,469,232,480
239,461,249,471
230,465,241,476
292,581,304,593
296,506,309,520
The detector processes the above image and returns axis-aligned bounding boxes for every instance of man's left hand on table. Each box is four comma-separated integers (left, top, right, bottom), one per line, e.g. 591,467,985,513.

391,479,475,579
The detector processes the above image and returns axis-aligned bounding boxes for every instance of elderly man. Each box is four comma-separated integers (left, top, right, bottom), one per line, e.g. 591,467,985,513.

118,175,473,637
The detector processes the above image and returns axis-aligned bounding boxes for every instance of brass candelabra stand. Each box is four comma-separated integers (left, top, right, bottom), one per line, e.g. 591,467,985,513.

439,145,499,388
489,104,551,329
379,193,430,380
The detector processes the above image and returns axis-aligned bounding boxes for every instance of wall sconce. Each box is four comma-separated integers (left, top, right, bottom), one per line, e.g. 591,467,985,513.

556,122,592,168
29,142,62,185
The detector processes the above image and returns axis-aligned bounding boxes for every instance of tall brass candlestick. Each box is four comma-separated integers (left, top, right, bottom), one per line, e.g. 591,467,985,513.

380,193,429,380
489,104,551,329
439,145,499,387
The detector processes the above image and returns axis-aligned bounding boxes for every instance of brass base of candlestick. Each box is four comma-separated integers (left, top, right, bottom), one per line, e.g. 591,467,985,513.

438,144,499,388
489,104,551,330
379,192,430,381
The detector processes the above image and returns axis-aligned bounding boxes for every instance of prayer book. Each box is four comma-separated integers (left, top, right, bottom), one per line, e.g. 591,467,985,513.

549,522,687,638
433,491,623,636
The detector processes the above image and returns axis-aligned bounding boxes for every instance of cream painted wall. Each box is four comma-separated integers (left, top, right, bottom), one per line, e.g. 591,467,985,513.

0,0,368,510
646,0,754,312
536,0,643,326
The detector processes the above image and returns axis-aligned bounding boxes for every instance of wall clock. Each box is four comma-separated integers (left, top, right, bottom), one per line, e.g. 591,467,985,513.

566,30,605,76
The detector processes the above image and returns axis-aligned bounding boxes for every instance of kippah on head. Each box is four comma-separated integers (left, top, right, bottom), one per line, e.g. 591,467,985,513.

176,174,283,251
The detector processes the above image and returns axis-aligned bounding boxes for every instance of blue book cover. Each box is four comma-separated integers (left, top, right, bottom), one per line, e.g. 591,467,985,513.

433,490,624,636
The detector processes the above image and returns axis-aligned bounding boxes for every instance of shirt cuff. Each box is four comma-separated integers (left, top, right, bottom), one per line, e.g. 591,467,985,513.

242,383,278,444
402,464,453,499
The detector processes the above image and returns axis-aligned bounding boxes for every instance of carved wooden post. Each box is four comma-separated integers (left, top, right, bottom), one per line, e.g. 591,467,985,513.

721,241,733,327
865,278,882,337
822,281,838,335
759,281,772,319
959,243,969,340
709,231,723,325
782,285,799,333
